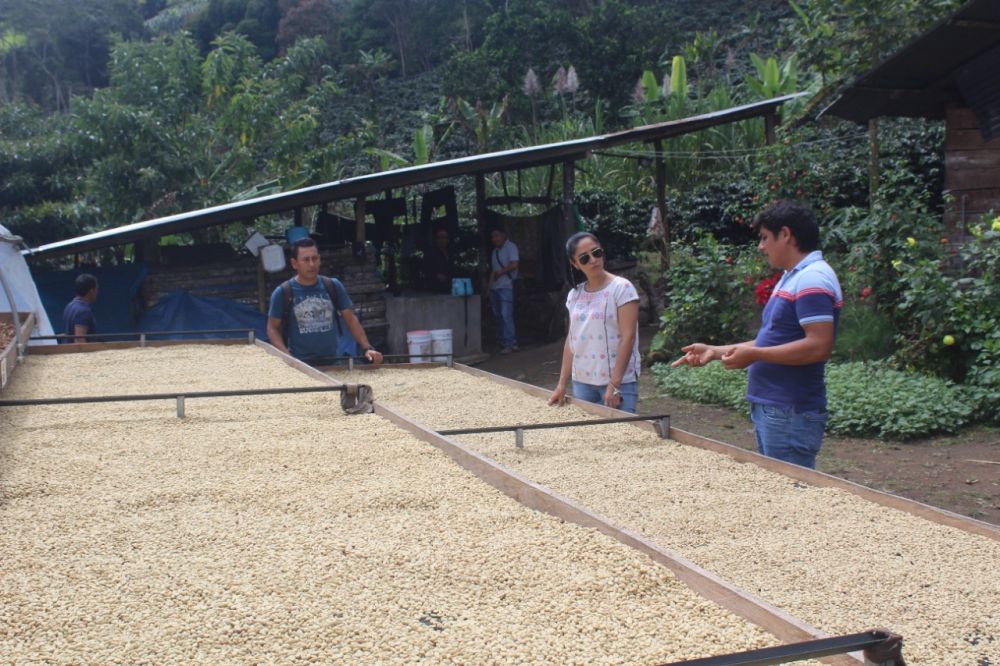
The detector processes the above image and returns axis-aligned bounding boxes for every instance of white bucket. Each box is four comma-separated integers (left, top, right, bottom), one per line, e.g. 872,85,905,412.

406,330,433,363
430,329,453,362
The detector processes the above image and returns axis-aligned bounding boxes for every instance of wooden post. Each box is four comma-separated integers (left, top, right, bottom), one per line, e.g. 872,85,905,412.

355,196,366,243
654,139,669,271
869,117,880,200
765,111,778,146
475,173,487,224
257,252,267,314
562,160,575,244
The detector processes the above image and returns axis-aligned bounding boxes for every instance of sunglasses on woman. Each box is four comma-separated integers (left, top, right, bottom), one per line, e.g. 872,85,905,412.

576,247,604,265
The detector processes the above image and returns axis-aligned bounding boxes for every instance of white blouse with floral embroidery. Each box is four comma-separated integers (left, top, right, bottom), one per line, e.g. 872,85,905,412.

566,276,641,386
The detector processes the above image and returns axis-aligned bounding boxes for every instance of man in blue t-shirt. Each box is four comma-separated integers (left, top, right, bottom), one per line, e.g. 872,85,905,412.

61,274,99,344
672,200,842,469
266,238,383,366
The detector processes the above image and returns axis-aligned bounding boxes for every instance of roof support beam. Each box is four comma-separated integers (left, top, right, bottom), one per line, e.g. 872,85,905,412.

654,139,669,271
25,95,802,261
562,159,575,248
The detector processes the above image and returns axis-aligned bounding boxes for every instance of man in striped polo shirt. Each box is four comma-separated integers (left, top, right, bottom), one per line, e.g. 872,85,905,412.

673,200,842,469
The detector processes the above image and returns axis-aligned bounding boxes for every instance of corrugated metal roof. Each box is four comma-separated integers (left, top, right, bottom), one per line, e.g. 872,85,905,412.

24,94,803,260
823,0,1000,122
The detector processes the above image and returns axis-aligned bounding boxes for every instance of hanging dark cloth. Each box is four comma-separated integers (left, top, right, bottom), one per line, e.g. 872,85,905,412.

366,198,405,245
314,211,356,246
420,186,459,242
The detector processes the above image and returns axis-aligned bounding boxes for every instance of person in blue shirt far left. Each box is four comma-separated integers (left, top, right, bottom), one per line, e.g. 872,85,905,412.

61,274,98,344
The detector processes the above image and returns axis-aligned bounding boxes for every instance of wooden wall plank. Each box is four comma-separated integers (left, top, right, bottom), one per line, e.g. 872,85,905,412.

946,106,981,130
945,167,1000,190
944,188,1000,213
945,126,998,151
946,150,1000,172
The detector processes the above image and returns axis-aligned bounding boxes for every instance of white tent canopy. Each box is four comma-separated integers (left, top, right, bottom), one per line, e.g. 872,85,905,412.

1,224,55,344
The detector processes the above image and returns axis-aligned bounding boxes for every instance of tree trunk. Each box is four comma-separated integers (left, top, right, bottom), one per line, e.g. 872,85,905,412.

463,2,472,52
868,117,880,202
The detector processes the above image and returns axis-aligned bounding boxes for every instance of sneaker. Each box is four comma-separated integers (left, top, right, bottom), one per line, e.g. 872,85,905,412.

500,345,514,355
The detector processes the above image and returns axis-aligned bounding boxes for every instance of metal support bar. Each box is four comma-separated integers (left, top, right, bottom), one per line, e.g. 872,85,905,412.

140,333,146,348
515,428,524,449
248,330,255,344
176,395,185,419
303,353,454,366
0,385,348,408
659,416,671,439
439,413,671,437
655,630,893,666
32,329,256,342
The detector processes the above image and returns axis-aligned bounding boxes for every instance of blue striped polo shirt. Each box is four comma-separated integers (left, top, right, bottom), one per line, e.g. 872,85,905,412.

747,251,843,412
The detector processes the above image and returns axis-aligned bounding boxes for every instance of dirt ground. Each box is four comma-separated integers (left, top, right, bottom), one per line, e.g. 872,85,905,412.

473,325,1000,526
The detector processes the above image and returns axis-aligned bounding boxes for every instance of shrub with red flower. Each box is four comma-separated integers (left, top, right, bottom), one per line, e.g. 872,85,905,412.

754,272,783,305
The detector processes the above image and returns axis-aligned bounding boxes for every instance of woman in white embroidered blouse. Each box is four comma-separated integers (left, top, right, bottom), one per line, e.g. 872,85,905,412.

548,232,642,413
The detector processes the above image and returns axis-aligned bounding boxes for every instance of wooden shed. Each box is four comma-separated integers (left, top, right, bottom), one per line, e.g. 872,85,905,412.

23,95,799,353
823,0,1000,236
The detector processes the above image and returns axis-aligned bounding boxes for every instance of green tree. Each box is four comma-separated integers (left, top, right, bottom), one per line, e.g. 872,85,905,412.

785,0,961,198
0,0,145,110
441,0,670,127
63,32,342,233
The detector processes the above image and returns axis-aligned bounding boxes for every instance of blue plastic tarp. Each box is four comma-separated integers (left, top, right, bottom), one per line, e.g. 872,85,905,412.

136,290,268,341
31,263,149,336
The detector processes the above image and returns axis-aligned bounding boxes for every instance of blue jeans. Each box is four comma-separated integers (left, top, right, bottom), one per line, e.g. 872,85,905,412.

750,402,829,469
489,287,516,347
572,380,638,414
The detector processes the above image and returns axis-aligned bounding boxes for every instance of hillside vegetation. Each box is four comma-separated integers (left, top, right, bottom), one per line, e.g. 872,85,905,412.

5,0,999,439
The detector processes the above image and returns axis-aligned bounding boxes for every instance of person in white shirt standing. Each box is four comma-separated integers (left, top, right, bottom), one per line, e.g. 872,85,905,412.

487,227,519,354
548,232,641,413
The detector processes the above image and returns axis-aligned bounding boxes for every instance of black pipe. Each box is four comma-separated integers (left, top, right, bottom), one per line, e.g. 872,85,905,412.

303,353,452,366
0,385,346,407
33,329,255,341
654,630,891,666
439,413,671,435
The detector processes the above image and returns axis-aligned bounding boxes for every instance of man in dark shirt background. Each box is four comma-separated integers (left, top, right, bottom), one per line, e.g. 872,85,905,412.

61,274,98,343
423,227,457,294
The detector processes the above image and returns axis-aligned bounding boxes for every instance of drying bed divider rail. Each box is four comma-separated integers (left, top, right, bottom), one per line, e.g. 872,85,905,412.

0,385,347,407
0,385,349,419
439,413,671,449
439,413,671,435
658,630,895,666
306,354,454,370
31,329,256,345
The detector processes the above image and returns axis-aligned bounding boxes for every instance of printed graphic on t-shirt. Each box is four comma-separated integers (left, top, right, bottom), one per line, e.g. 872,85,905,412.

293,295,334,334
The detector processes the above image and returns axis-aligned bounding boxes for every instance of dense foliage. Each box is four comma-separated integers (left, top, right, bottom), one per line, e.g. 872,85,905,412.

652,361,975,440
2,0,994,438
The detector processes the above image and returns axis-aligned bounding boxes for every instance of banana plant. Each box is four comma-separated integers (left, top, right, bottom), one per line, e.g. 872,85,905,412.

746,53,798,99
450,95,508,153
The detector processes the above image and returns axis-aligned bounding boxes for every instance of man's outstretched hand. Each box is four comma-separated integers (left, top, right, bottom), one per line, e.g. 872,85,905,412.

671,343,715,368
